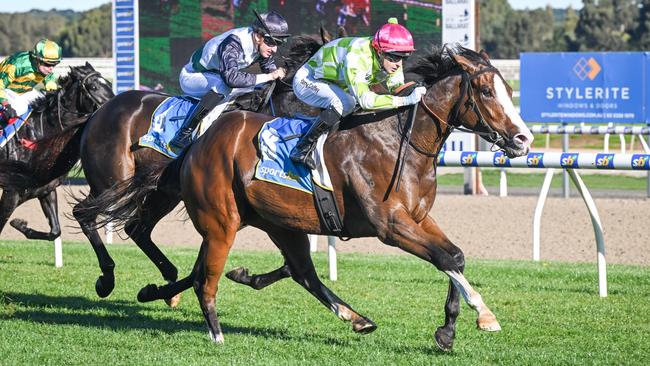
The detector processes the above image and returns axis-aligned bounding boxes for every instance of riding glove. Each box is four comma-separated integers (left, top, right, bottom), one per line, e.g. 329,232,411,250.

0,102,17,124
398,86,427,107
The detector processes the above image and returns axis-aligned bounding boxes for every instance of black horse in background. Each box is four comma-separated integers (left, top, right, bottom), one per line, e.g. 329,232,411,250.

0,63,114,241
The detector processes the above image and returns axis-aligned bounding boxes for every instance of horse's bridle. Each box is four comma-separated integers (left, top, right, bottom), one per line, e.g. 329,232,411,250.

55,71,104,129
419,65,506,148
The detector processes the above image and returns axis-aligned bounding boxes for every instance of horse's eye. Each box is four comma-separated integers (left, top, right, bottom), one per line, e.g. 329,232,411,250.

481,86,492,97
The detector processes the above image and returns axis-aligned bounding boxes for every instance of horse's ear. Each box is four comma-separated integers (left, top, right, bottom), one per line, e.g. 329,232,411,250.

452,54,478,73
337,26,347,38
479,49,490,62
85,61,95,70
320,25,332,44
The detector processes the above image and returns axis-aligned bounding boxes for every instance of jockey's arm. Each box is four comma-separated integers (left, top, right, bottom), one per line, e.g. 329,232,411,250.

0,64,16,104
216,36,274,88
344,52,400,111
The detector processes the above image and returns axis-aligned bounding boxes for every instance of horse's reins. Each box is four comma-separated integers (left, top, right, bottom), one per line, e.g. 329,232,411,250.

418,66,506,150
55,71,103,130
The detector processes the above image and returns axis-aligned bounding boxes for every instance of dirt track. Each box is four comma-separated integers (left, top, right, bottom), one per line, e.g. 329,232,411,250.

2,185,649,266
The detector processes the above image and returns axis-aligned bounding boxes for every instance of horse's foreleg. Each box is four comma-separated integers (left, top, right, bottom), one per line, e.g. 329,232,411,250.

10,189,61,240
125,190,181,307
267,228,377,334
73,195,116,298
0,190,20,236
225,262,291,290
385,212,500,351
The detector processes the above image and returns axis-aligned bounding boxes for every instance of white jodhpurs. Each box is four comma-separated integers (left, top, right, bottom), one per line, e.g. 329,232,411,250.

179,63,258,99
2,89,43,116
292,65,356,117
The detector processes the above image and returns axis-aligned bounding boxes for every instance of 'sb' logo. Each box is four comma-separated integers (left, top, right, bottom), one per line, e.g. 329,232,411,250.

493,152,510,167
595,153,615,169
527,153,544,168
631,154,650,170
460,152,478,166
573,57,601,80
560,153,579,168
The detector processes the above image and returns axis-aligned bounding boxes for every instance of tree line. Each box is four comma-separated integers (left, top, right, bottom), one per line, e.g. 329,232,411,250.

1,1,649,59
0,4,111,57
481,0,650,58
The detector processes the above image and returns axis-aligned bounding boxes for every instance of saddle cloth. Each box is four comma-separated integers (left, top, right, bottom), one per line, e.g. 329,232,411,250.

0,109,34,149
255,116,333,194
138,96,232,158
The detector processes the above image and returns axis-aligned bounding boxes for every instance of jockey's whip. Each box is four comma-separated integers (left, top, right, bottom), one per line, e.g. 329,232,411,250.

395,102,418,192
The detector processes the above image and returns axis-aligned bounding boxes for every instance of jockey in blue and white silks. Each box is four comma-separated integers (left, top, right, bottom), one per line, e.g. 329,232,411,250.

169,10,291,151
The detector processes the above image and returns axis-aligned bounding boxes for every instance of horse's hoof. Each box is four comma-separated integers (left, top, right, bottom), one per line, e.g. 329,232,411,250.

164,293,181,308
225,267,250,284
9,219,27,230
137,284,159,302
477,312,502,332
352,317,377,334
209,331,225,344
434,327,455,352
95,275,114,298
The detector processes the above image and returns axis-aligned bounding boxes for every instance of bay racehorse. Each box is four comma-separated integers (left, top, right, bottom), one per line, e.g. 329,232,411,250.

0,63,113,241
3,34,334,304
85,46,533,351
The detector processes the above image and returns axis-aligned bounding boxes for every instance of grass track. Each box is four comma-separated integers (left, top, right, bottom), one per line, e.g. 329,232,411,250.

1,241,649,365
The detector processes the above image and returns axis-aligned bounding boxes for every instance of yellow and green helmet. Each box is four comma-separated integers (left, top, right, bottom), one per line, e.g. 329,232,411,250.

31,39,62,64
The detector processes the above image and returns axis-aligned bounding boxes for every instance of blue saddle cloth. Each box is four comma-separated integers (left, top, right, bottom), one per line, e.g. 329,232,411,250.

0,108,33,149
255,116,318,194
138,96,198,158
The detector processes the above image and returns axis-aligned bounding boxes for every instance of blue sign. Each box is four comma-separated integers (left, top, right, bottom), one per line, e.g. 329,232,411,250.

521,52,647,123
112,0,138,94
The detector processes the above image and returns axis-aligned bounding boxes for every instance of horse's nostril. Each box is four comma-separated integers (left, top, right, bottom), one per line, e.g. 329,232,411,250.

513,133,531,148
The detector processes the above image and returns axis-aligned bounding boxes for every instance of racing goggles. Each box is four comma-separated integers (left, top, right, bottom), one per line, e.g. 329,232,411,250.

40,60,60,67
383,52,410,63
262,35,284,47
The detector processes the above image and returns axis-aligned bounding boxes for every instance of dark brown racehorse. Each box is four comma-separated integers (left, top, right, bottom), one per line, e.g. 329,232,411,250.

0,64,113,241
85,46,533,350
59,34,333,303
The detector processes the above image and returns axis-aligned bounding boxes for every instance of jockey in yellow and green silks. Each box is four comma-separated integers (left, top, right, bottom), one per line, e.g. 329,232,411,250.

0,39,62,129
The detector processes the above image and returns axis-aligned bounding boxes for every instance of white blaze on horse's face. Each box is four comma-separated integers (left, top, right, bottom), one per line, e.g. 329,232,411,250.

493,77,534,151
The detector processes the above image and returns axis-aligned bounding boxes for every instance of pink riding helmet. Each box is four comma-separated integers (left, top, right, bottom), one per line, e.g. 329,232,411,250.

371,17,416,55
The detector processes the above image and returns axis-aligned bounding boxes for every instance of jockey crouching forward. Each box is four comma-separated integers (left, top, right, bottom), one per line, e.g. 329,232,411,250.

290,18,426,169
0,39,61,133
169,10,290,151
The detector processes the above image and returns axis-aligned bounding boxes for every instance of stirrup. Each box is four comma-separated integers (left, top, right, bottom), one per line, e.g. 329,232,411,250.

290,149,316,170
169,128,193,151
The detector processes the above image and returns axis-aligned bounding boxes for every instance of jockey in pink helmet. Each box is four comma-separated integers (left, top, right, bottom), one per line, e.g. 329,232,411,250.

290,18,426,169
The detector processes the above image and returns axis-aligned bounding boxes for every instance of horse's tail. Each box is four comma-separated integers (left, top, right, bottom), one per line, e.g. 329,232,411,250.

0,123,85,190
74,150,186,232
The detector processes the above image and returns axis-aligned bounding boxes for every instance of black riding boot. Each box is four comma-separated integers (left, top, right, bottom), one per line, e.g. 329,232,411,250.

169,91,224,151
290,106,341,170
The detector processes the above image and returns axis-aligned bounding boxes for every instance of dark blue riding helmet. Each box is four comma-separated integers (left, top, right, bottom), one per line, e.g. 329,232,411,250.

252,10,291,44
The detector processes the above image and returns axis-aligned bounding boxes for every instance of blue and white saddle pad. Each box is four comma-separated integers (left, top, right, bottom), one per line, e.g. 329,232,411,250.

0,108,33,149
138,96,199,158
255,116,333,194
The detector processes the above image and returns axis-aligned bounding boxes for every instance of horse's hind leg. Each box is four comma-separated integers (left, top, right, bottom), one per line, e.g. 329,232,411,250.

267,227,377,334
10,189,61,240
193,225,238,344
124,190,181,307
0,190,20,236
73,194,116,298
386,212,500,351
225,262,291,290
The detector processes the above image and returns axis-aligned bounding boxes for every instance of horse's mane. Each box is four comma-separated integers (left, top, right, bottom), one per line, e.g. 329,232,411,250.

408,45,492,86
282,36,321,74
